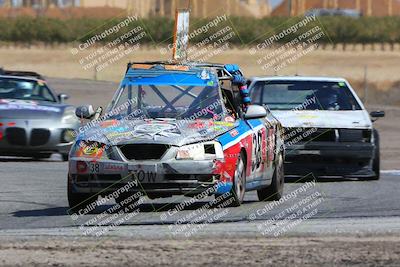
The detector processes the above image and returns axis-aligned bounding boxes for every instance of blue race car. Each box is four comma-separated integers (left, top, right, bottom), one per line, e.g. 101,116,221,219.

67,62,284,212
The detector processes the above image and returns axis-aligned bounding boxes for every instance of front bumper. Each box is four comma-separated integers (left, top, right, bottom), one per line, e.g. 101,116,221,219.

284,141,376,178
0,118,77,156
68,158,232,197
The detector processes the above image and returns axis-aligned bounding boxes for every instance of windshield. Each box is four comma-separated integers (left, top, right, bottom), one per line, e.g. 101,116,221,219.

251,81,362,111
0,78,56,102
106,84,226,120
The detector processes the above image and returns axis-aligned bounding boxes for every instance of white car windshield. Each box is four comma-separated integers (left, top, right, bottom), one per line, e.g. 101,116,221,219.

251,80,362,111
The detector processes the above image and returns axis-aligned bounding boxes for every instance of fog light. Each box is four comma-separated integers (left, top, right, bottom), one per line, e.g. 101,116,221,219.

62,129,76,143
77,161,88,174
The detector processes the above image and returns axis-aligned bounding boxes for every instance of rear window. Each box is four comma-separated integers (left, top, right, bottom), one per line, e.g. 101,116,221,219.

250,80,361,111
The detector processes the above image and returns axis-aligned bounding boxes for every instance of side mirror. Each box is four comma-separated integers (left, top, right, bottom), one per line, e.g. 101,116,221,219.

75,105,96,119
244,105,267,120
370,110,385,121
58,93,69,103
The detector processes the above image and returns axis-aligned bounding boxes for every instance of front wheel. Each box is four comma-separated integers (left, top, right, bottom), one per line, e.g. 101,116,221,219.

62,153,69,161
257,153,284,201
67,179,95,214
223,152,246,207
365,129,380,181
114,192,141,212
33,153,52,160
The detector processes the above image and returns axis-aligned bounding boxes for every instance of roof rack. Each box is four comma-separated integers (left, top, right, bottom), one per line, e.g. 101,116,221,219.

126,61,242,81
0,68,44,80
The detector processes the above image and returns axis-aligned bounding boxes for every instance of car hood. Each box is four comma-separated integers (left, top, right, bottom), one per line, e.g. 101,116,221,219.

0,99,67,119
78,119,237,146
271,110,372,129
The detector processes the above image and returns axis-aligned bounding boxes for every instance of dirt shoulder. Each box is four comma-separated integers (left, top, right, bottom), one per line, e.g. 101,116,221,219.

0,235,399,266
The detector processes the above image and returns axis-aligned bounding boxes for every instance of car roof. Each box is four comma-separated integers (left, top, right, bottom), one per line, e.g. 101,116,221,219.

124,63,219,87
0,75,41,82
249,76,347,83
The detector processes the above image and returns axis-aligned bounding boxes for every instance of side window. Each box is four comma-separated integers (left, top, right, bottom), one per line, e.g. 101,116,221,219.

32,84,56,102
40,85,56,102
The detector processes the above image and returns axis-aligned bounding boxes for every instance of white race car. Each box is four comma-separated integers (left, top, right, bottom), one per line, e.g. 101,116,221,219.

248,76,385,180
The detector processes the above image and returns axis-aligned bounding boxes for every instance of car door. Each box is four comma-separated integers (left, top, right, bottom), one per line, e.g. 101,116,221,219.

244,114,275,189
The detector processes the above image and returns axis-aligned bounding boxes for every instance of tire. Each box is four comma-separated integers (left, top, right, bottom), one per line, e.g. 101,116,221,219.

67,179,95,214
114,192,141,212
33,153,52,160
62,154,69,162
257,153,284,201
226,152,246,207
365,129,380,181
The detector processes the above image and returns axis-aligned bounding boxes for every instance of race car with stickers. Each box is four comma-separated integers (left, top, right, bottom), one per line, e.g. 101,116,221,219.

0,69,79,160
67,62,285,211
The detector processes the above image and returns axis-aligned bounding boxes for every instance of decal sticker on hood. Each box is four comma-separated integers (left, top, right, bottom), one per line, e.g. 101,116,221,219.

0,99,61,113
81,119,236,146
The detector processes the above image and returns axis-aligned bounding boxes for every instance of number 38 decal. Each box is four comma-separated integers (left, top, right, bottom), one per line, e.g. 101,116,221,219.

251,129,264,172
267,127,276,163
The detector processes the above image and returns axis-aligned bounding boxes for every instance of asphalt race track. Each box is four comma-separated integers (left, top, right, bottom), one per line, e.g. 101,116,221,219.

1,157,399,235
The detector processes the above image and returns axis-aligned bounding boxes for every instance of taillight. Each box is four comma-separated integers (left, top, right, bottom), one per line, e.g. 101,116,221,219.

7,122,16,126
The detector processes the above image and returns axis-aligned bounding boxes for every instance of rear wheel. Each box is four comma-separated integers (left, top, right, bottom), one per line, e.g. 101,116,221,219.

227,152,246,207
257,153,284,201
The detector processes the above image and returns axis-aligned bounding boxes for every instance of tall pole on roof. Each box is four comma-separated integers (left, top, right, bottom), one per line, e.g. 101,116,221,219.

172,5,190,62
287,0,291,16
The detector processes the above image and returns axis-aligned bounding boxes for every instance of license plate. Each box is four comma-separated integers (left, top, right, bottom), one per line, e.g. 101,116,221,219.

89,162,100,173
129,165,159,183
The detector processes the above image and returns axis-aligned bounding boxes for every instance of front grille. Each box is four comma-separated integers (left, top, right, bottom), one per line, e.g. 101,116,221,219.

96,174,123,182
5,127,27,146
30,129,50,146
284,128,336,143
119,144,169,160
339,129,371,142
76,174,90,183
165,174,217,183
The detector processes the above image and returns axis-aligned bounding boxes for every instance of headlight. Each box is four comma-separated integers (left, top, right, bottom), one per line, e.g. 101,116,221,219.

73,140,109,159
176,142,224,160
61,108,78,124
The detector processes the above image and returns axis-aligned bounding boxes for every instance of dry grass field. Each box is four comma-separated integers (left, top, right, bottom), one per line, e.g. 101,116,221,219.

0,46,399,82
1,46,400,105
2,46,400,106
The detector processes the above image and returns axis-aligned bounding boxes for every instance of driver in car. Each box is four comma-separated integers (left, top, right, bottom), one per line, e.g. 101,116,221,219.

313,88,341,110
